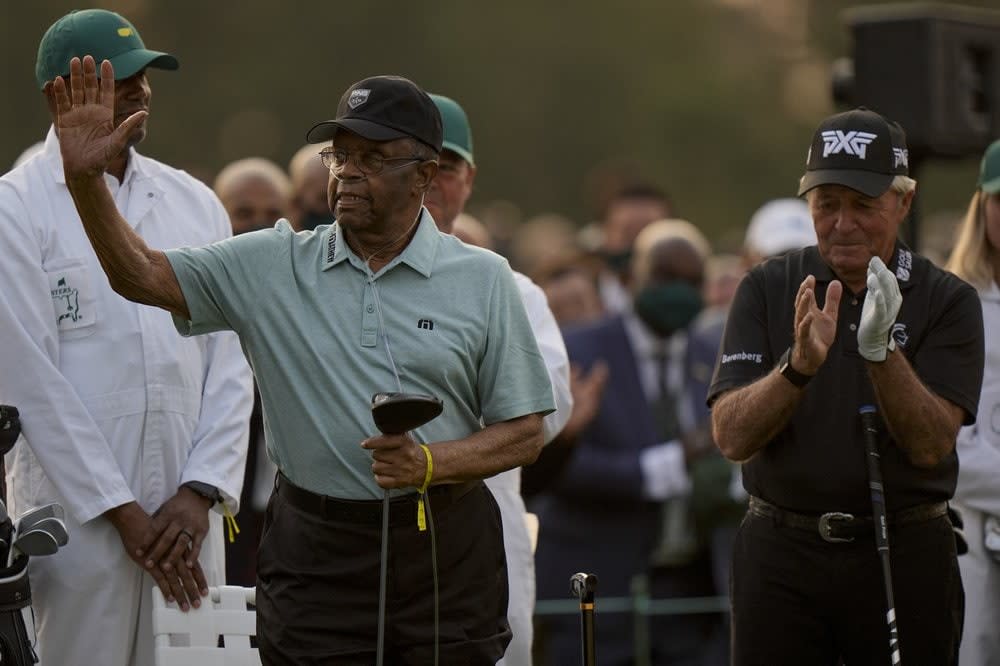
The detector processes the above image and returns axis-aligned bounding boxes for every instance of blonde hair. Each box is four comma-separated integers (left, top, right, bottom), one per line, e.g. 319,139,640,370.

946,191,994,289
890,175,917,195
631,218,712,286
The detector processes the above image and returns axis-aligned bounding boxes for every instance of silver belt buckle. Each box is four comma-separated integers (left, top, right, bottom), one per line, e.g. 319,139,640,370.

818,512,855,543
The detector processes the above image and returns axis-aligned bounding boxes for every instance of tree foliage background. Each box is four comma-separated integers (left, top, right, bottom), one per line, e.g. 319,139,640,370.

2,0,998,253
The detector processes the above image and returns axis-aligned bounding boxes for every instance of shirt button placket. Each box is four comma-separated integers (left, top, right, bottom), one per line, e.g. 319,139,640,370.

362,282,378,347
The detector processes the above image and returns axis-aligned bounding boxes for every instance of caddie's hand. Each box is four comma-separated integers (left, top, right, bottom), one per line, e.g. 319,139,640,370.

792,275,843,374
858,256,902,362
137,488,211,610
105,501,201,610
361,433,426,489
49,56,147,181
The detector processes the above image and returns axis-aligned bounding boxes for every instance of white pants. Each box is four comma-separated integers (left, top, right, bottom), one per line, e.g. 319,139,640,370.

486,469,534,666
954,502,1000,666
23,506,224,666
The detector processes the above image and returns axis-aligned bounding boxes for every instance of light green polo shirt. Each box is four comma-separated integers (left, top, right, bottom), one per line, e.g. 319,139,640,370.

164,211,554,499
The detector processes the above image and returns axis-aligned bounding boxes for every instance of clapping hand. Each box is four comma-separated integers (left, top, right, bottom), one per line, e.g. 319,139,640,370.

47,56,147,181
792,275,843,374
559,361,610,441
858,256,902,362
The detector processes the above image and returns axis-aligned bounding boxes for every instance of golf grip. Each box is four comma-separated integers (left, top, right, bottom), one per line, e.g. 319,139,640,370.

571,573,597,666
860,405,901,666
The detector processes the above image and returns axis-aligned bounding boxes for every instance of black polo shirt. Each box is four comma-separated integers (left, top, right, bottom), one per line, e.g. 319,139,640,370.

708,243,984,514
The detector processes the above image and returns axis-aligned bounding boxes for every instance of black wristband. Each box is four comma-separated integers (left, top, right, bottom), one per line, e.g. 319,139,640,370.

182,481,222,504
777,347,813,388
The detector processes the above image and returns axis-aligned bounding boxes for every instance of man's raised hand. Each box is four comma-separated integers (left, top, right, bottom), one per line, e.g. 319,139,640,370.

792,275,843,375
49,56,147,180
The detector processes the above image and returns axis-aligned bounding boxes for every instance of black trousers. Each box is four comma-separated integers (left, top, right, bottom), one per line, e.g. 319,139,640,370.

256,479,511,665
731,508,963,665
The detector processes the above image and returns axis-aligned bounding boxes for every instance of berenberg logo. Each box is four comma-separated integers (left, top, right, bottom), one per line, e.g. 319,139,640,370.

348,89,371,109
821,130,877,159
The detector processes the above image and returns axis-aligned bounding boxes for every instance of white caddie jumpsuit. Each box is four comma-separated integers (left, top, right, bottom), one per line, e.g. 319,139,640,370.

0,128,253,666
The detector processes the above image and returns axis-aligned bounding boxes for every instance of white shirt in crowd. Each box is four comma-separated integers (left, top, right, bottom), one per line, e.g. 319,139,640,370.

488,270,572,666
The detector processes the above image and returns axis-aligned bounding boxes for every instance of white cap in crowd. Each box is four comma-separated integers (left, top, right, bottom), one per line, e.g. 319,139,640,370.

744,198,817,259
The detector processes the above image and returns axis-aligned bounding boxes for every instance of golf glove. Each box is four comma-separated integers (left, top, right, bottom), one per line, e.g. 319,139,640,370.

858,256,902,362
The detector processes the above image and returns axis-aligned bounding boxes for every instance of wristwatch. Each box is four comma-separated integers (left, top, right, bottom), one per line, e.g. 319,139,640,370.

182,481,222,505
777,347,813,388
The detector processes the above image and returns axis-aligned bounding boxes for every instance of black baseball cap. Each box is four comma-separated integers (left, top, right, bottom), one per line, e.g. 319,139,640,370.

797,107,909,198
306,76,442,153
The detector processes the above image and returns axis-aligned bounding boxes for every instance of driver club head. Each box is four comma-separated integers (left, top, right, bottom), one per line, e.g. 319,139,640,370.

371,392,443,434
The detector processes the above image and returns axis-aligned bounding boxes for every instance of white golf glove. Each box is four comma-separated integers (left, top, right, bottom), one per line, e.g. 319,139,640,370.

858,256,902,362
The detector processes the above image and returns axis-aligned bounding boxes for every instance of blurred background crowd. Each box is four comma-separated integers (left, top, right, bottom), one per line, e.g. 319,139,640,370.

4,1,1000,664
2,0,996,257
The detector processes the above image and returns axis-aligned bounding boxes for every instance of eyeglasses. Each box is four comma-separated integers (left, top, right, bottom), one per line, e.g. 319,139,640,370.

319,147,424,176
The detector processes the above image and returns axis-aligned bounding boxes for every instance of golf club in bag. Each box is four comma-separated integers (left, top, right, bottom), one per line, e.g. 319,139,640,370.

0,406,39,664
370,392,444,666
860,405,901,665
570,572,598,666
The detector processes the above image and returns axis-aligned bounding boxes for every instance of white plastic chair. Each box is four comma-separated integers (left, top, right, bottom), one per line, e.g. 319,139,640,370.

152,585,261,666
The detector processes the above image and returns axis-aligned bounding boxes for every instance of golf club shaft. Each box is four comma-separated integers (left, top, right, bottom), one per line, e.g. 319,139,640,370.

860,405,901,665
580,605,596,666
571,573,597,666
376,490,389,666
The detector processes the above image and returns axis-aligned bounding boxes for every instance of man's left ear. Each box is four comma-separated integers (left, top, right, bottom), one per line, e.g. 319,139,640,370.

900,188,915,217
415,159,439,193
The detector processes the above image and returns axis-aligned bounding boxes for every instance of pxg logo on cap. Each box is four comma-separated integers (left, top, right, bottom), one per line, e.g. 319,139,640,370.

798,107,909,199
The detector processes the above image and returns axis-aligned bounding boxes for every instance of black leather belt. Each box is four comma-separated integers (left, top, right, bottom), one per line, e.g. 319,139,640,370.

276,472,480,525
748,495,948,543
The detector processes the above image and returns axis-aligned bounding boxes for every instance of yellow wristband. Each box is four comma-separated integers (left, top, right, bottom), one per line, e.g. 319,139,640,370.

418,444,433,493
417,444,433,531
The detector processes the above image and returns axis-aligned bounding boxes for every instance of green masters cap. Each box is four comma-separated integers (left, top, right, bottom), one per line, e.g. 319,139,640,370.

430,94,474,167
979,139,1000,194
35,9,178,90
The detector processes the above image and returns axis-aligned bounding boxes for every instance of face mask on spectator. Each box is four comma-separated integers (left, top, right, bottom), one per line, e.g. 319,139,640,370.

634,282,703,337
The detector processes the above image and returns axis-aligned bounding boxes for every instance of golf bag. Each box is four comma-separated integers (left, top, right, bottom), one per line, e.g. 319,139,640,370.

0,553,36,664
0,407,38,664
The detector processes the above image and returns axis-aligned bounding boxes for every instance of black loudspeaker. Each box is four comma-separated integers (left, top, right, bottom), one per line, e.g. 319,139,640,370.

839,4,1000,158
